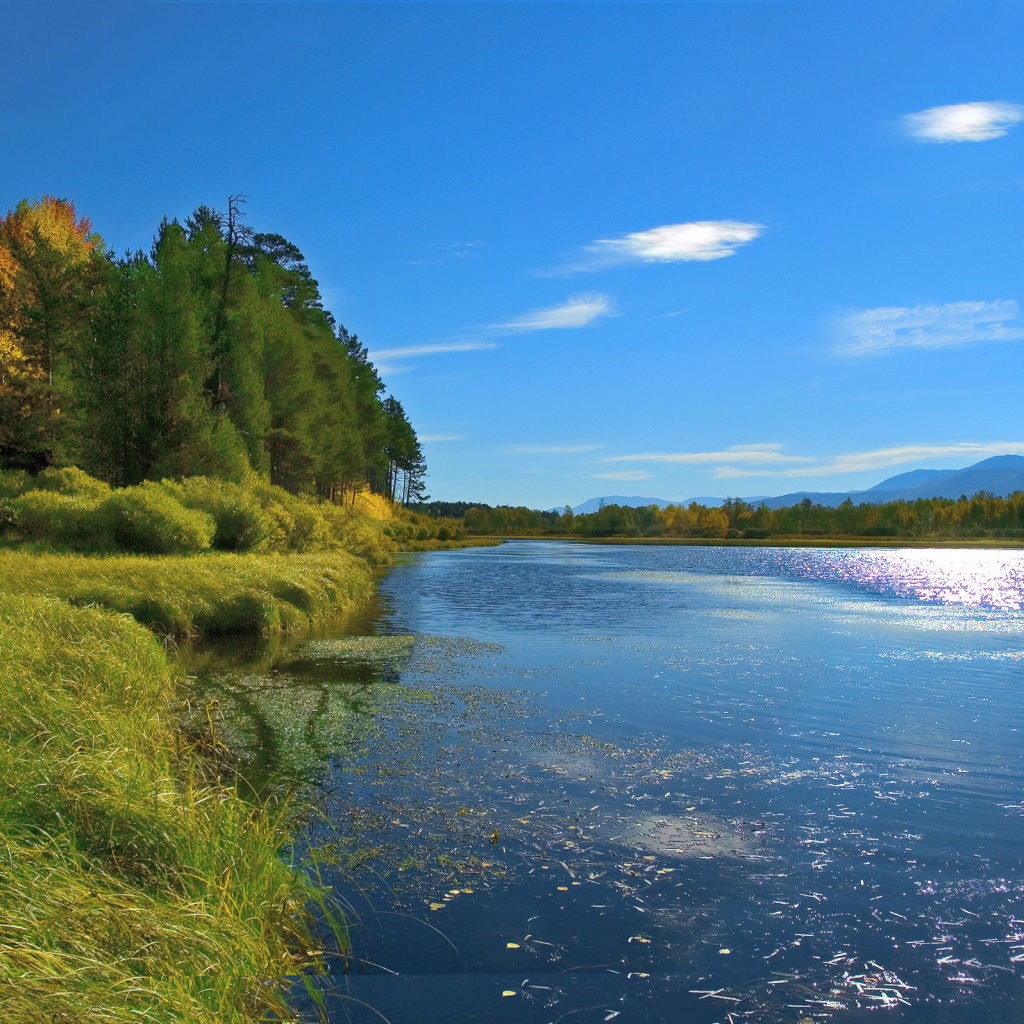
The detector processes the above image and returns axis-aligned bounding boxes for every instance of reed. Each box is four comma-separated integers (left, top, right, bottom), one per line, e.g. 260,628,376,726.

0,549,374,638
0,593,343,1023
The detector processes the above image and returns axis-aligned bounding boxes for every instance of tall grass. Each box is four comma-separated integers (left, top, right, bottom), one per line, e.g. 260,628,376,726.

0,466,476,1021
0,549,373,638
0,594,342,1023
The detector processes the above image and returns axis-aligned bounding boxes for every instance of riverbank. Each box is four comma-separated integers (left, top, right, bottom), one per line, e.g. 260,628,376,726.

469,533,1024,549
0,547,382,1023
0,548,374,638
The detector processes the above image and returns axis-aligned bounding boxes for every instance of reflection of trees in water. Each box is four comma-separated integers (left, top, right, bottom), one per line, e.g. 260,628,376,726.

182,635,416,798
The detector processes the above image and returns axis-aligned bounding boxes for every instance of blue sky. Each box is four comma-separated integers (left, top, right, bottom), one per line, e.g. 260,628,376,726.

4,1,1024,507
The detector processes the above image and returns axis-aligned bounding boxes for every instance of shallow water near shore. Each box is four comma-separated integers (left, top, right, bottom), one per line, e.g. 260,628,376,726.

195,541,1024,1022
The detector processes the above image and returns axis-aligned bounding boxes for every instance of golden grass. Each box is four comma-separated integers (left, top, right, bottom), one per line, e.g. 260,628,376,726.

0,593,343,1023
0,549,374,638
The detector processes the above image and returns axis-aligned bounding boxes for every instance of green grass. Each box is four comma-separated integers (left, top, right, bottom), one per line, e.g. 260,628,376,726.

0,592,345,1023
0,549,374,638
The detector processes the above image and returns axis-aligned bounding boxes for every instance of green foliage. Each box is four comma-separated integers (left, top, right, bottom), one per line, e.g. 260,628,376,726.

562,491,1024,542
0,548,374,638
12,489,103,548
160,476,273,551
34,464,111,498
96,486,216,555
1,197,424,505
0,468,31,499
461,503,563,535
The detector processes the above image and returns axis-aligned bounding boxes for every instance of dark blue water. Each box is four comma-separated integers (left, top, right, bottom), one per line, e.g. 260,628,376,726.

279,541,1024,1023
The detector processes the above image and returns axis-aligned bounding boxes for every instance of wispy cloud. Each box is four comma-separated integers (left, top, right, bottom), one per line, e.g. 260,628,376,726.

405,240,487,265
645,308,691,321
834,300,1024,356
903,101,1024,142
548,220,763,274
602,443,810,467
419,433,465,443
489,293,614,333
444,240,486,258
371,341,498,360
599,441,1024,483
783,442,1024,478
691,442,1024,480
590,470,654,482
373,363,411,377
511,444,604,455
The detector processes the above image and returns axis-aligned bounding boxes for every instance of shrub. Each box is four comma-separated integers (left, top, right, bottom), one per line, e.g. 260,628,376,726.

96,488,215,555
159,478,274,552
12,491,103,549
244,480,331,551
34,466,111,499
725,528,741,539
0,469,31,500
743,527,771,539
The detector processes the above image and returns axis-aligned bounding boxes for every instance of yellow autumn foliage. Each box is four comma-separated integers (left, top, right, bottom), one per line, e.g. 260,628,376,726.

351,487,394,521
0,196,102,389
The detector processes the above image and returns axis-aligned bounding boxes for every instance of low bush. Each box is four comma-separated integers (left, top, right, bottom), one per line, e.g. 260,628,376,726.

34,465,111,499
243,479,332,551
12,490,104,549
160,477,274,552
0,468,31,500
97,487,215,555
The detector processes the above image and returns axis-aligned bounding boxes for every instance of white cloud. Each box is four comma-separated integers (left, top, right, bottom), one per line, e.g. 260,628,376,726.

603,443,811,466
903,101,1024,142
490,293,613,332
511,444,604,455
590,470,654,482
373,363,411,377
599,441,1024,483
781,442,1024,478
370,340,498,360
552,220,763,273
835,300,1024,356
419,433,465,443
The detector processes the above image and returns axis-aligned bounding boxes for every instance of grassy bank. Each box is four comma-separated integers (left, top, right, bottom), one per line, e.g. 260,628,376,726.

0,549,373,638
0,473,393,1021
0,592,346,1023
0,466,504,1021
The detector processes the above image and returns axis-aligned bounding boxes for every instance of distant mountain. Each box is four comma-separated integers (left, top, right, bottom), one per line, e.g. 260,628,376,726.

569,495,680,515
569,455,1024,513
863,467,958,493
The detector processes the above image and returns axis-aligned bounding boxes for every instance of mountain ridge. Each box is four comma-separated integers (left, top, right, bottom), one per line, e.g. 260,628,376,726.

569,454,1024,514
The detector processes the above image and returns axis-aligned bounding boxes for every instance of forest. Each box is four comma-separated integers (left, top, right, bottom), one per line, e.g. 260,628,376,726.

0,195,424,504
416,492,1024,541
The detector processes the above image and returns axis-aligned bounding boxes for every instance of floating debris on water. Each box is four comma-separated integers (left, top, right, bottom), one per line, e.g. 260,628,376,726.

621,814,759,860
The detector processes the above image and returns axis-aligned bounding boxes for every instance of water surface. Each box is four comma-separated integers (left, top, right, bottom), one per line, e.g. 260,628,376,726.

206,541,1024,1023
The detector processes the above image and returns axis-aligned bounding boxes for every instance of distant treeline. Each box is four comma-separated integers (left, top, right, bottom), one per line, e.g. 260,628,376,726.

0,195,423,503
422,493,1024,540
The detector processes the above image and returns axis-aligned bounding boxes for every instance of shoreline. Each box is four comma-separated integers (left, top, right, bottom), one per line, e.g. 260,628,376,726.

0,547,380,1023
470,534,1024,549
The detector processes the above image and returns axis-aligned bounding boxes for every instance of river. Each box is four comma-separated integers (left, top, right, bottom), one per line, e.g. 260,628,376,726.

195,540,1024,1023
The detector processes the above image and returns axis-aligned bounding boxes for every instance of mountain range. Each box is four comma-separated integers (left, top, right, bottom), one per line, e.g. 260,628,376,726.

570,455,1024,514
